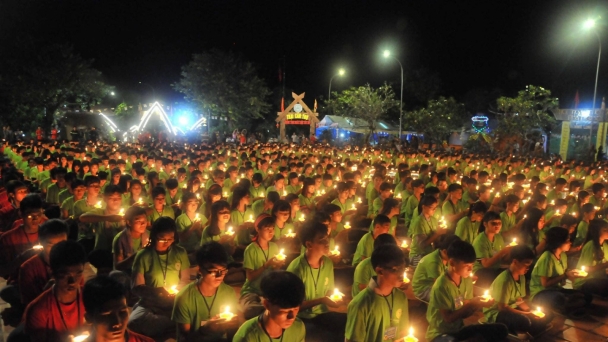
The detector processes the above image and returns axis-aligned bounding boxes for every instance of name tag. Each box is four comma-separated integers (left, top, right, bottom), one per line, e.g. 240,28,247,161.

383,326,397,340
454,295,464,309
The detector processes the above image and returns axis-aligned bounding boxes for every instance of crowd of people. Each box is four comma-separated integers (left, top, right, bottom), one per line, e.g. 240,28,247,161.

0,136,606,342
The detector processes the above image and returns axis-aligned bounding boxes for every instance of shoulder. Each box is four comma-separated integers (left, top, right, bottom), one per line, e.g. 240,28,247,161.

127,329,155,342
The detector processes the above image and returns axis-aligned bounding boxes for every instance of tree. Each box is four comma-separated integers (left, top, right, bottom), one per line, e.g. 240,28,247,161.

494,85,558,153
327,83,399,144
0,42,113,131
404,96,467,148
173,49,272,129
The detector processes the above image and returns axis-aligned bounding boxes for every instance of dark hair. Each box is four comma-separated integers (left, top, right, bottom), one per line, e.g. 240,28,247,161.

151,186,166,199
373,214,391,228
271,200,291,216
510,245,535,262
124,206,147,224
522,208,544,248
435,234,461,250
478,211,501,233
231,186,250,210
323,203,341,216
49,240,87,274
298,221,329,247
545,227,571,252
467,201,487,218
197,242,229,268
447,240,476,263
165,178,178,190
373,233,397,249
371,244,404,269
38,219,69,242
208,200,231,237
83,275,126,315
20,193,43,213
585,219,608,261
147,217,178,249
260,271,305,309
103,184,122,197
267,191,280,204
379,198,399,216
417,195,438,215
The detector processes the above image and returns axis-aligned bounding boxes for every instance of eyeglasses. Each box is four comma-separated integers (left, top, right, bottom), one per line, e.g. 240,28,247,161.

205,268,228,277
157,238,174,244
218,210,231,215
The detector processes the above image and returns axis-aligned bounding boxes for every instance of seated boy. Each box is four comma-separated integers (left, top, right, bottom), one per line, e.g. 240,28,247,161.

233,271,306,342
352,233,397,297
79,185,125,252
112,206,149,272
345,244,409,342
24,240,87,341
172,242,239,341
83,275,154,341
352,214,391,266
426,240,508,341
412,234,460,302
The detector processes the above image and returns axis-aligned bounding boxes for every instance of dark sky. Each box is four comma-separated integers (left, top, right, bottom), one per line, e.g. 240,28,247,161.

1,0,607,111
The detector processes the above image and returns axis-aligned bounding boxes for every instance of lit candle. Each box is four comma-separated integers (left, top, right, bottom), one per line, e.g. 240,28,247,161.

344,221,351,229
330,245,340,256
177,199,181,205
138,197,143,205
403,271,410,284
226,226,234,236
219,306,235,321
480,290,492,302
182,183,187,189
357,197,362,203
404,327,418,342
470,272,476,284
196,194,201,199
260,191,264,197
577,266,588,277
119,208,125,216
224,191,229,197
167,285,179,295
509,238,517,247
71,332,90,342
495,192,500,197
95,201,102,208
299,214,306,222
401,240,409,249
351,203,356,210
275,249,286,261
531,306,545,318
249,214,254,222
33,244,43,250
396,192,402,199
283,190,287,196
329,288,344,302
285,229,296,238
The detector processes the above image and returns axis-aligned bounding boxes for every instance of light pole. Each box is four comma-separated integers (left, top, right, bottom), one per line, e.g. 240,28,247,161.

328,68,345,101
583,19,603,151
383,50,404,140
138,82,156,99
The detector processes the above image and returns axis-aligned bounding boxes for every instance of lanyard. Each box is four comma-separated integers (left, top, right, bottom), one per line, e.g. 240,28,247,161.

53,286,81,331
304,257,321,291
382,292,395,319
509,271,523,298
256,242,269,262
155,206,164,217
259,314,284,342
445,272,461,289
21,226,35,248
552,252,565,274
197,281,218,320
155,249,170,286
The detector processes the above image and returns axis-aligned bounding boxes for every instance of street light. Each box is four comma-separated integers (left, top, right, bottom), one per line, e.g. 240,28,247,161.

582,19,602,150
328,68,345,101
110,91,115,96
383,50,404,140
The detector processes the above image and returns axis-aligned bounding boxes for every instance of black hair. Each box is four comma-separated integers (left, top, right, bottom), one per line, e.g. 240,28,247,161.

103,184,122,197
231,186,250,210
151,186,166,199
267,191,280,204
447,240,476,263
379,198,399,216
260,271,305,309
146,217,178,249
271,200,291,216
510,245,536,262
197,242,229,268
478,211,501,233
124,206,147,223
371,244,404,269
522,208,545,248
20,193,43,213
38,219,69,242
373,214,391,228
323,203,342,216
545,227,571,253
49,240,87,274
417,195,438,215
435,234,461,250
84,175,101,186
585,219,608,261
165,178,178,190
298,221,329,247
83,275,126,315
467,201,487,218
373,233,397,249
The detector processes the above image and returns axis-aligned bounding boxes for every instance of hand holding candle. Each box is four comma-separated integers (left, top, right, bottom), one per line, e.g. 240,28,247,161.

576,266,588,277
531,306,545,318
33,244,43,250
329,288,344,302
119,208,125,216
404,327,418,342
95,201,102,209
225,226,234,236
509,238,517,247
71,332,90,342
480,290,492,302
167,285,179,295
285,229,296,238
400,239,409,249
330,246,340,256
403,271,410,284
275,249,286,261
344,221,351,229
219,306,235,321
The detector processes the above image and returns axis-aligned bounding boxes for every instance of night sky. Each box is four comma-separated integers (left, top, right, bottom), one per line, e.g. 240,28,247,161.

1,0,606,111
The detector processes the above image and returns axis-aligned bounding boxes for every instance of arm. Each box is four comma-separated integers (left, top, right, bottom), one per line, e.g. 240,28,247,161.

114,253,136,272
480,247,511,268
439,301,479,323
539,269,579,288
246,258,283,282
79,213,123,223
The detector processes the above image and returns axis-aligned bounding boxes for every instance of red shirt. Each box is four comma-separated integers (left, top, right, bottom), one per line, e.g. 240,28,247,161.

0,225,39,282
127,330,155,342
19,253,51,306
24,287,84,342
0,203,19,232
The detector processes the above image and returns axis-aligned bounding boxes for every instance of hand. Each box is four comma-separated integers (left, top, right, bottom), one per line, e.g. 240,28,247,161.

565,269,582,280
266,257,285,269
108,214,125,222
200,317,229,334
436,228,449,235
329,254,342,264
323,296,342,308
219,234,234,244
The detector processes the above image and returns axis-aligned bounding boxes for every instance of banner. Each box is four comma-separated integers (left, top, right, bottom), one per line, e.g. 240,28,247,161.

559,121,570,160
596,122,606,155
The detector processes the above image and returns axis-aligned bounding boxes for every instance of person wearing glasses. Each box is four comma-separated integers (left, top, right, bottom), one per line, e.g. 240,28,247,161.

233,271,306,342
472,212,513,288
409,196,448,267
128,217,190,340
172,242,238,342
146,186,175,227
345,244,409,342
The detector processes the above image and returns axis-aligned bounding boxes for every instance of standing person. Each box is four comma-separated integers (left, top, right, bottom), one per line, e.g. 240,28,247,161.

70,127,80,142
233,271,307,342
50,126,58,142
35,127,43,142
345,244,410,342
23,240,87,342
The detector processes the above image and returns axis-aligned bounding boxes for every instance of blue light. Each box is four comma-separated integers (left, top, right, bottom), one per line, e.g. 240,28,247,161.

179,116,189,125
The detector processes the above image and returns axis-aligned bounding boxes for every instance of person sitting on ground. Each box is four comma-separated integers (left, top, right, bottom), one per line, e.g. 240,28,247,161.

352,214,391,266
472,211,513,288
409,196,448,266
412,234,461,302
172,242,239,342
454,201,487,245
112,206,149,273
352,233,398,297
573,218,608,297
233,271,306,342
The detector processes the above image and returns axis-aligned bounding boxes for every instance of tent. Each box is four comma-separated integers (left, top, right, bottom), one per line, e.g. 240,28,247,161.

316,115,417,142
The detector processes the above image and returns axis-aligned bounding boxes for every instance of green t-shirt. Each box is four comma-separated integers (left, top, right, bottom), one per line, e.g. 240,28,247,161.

472,232,505,273
61,196,75,217
58,189,71,206
273,222,295,240
112,229,144,260
412,249,446,297
483,269,526,323
91,208,125,251
409,215,438,257
426,273,474,341
241,242,280,296
45,183,66,205
345,282,409,342
371,197,384,217
233,316,306,342
331,198,355,216
352,258,376,297
403,195,419,227
230,208,255,228
286,255,334,319
249,185,266,200
352,232,375,266
574,240,608,289
574,221,588,247
74,198,102,240
530,250,567,300
171,281,238,342
251,199,269,218
176,213,206,252
441,199,468,229
298,194,316,214
147,205,175,224
132,245,190,288
499,211,516,234
454,216,480,245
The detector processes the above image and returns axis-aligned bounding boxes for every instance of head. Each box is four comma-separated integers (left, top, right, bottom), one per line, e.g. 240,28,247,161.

124,206,148,236
261,271,306,330
272,200,291,224
20,194,44,230
299,221,330,256
323,204,343,223
509,245,535,277
103,185,123,211
50,240,87,294
255,215,276,242
83,276,130,342
586,219,608,251
418,195,438,216
372,214,391,236
148,217,177,253
480,211,502,235
197,242,230,289
38,219,69,260
371,244,406,288
545,227,572,253
467,201,487,222
446,240,476,278
435,234,461,261
210,200,231,228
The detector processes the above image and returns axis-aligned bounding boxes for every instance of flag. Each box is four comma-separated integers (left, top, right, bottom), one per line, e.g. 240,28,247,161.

574,90,580,109
314,99,318,113
281,97,285,112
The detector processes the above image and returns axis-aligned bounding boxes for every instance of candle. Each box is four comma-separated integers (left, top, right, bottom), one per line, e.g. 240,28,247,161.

330,246,340,256
275,249,286,261
470,272,476,284
404,327,418,342
285,229,296,238
138,198,143,204
224,191,229,197
480,290,492,302
283,190,287,196
329,288,344,302
196,194,201,199
249,214,254,222
119,208,125,216
177,199,181,205
400,240,409,249
33,244,43,250
182,183,187,189
195,213,201,222
167,285,179,295
509,238,517,247
403,271,410,284
531,306,545,318
351,203,356,210
94,201,102,208
260,191,264,197
357,197,362,203
226,226,234,236
299,214,306,222
219,306,235,321
577,266,588,277
344,221,351,229
495,192,500,197
396,192,402,199
72,332,90,342
321,189,326,194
